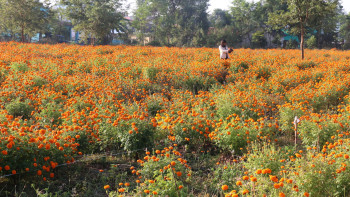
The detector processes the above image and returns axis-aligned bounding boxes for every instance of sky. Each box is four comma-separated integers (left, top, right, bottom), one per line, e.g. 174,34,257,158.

125,0,350,15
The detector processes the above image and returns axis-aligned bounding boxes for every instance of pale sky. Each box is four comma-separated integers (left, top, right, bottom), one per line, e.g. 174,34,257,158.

125,0,350,15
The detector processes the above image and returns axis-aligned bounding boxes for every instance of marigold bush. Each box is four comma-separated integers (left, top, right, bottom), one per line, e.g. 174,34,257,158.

1,42,350,196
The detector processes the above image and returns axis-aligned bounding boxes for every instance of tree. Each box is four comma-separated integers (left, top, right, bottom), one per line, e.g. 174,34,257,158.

132,0,209,47
133,0,153,45
0,0,52,42
252,30,267,48
268,0,339,59
339,13,350,49
209,9,231,28
61,0,125,45
230,0,258,47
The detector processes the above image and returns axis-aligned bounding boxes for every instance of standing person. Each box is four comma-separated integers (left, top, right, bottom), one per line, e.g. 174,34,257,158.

219,39,233,59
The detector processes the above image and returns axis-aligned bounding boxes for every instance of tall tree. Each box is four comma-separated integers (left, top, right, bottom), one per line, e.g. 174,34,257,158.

133,0,153,45
209,9,231,28
230,0,258,47
132,0,209,47
0,0,52,42
268,0,339,59
339,13,350,49
61,0,125,45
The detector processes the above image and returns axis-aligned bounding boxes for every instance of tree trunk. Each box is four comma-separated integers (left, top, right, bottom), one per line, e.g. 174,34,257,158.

300,23,305,60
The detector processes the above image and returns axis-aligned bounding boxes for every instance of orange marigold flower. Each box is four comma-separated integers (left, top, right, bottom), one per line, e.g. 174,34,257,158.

222,185,229,191
242,189,249,195
270,175,278,182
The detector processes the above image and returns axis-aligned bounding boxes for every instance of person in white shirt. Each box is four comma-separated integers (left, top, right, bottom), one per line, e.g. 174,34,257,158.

219,39,233,59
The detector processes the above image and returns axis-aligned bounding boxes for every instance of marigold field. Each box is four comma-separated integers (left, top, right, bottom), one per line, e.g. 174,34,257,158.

2,42,350,196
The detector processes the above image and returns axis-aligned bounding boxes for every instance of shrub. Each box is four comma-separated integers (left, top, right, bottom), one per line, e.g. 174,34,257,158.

244,143,293,175
133,149,192,196
38,102,62,125
143,66,160,81
96,48,113,55
306,35,317,49
295,61,317,70
182,75,216,95
255,65,272,80
145,95,165,117
212,118,278,155
231,61,249,73
211,162,244,194
31,76,48,88
298,115,341,148
10,62,29,73
252,31,267,48
278,105,304,133
5,99,34,119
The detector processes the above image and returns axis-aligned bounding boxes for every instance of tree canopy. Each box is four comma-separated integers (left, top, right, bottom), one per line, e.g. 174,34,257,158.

61,0,125,44
0,0,348,50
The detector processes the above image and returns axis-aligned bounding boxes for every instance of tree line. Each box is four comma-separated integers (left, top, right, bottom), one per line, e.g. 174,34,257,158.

0,0,349,51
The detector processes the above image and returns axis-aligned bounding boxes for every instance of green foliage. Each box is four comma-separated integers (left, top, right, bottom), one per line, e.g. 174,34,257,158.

252,30,267,48
145,95,164,117
118,119,155,152
295,61,317,70
6,98,34,119
230,0,258,47
290,150,350,197
143,67,160,81
0,0,53,42
245,143,292,175
209,9,231,28
268,0,339,58
306,35,317,49
231,61,249,73
285,39,299,49
255,65,272,80
298,116,341,147
210,162,244,194
61,0,125,44
98,103,155,152
132,0,210,47
38,102,62,125
10,62,29,73
31,76,48,88
278,105,304,133
135,151,191,196
182,75,217,95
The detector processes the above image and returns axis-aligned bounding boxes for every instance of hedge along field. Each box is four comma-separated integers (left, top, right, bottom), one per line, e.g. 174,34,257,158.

1,42,350,196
